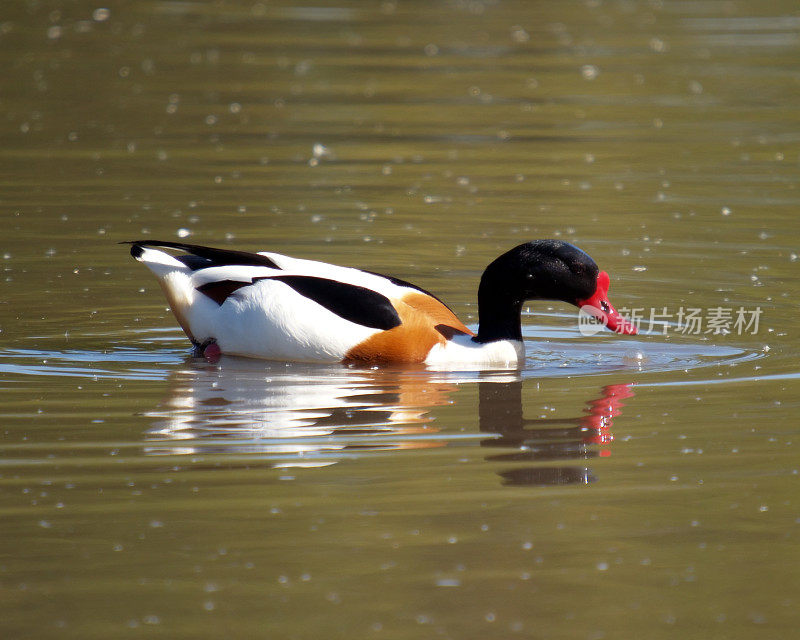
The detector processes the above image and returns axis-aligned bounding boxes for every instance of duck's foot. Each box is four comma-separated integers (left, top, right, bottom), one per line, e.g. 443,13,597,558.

192,339,222,363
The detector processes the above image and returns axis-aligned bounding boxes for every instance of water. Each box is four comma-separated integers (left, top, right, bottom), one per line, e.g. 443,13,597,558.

3,1,800,638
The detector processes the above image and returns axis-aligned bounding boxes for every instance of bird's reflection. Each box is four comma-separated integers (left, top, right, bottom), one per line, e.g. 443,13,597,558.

143,357,633,484
478,381,634,486
143,358,455,464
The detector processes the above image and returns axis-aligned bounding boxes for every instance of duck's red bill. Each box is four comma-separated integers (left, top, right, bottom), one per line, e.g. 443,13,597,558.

577,271,638,335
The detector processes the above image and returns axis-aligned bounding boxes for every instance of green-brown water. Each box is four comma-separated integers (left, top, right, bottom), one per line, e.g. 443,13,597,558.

2,1,800,638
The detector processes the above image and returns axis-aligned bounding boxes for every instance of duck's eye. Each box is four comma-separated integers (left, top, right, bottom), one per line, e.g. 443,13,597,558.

600,300,610,313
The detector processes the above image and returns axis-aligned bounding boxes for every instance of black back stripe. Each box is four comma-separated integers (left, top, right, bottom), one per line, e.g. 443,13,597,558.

266,275,401,330
125,240,281,270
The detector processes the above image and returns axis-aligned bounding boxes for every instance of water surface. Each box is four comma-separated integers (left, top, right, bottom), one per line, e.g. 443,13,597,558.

2,1,800,638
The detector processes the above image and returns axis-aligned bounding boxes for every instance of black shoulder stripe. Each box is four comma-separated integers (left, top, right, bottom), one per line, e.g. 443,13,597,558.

124,240,281,270
196,280,253,305
268,275,402,331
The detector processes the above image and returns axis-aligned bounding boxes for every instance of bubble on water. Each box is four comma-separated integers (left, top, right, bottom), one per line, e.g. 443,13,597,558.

436,578,461,587
510,25,529,43
623,350,646,365
93,8,110,22
177,228,191,238
312,143,331,158
581,64,599,80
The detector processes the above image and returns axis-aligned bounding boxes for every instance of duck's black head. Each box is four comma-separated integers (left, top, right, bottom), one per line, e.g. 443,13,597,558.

475,239,637,343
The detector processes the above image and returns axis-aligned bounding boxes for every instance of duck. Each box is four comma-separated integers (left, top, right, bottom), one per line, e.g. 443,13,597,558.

126,239,637,365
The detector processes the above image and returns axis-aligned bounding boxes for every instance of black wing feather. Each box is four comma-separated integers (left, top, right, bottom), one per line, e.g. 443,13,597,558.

194,274,401,331
267,275,401,331
125,240,281,269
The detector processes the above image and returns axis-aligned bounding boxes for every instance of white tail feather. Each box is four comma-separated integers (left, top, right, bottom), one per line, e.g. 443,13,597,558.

134,246,197,343
133,246,189,276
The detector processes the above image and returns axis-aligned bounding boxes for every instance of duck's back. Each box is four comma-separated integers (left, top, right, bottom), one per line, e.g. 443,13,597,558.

130,241,472,363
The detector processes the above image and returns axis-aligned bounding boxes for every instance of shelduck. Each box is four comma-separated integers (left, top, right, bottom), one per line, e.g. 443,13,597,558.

127,239,636,366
